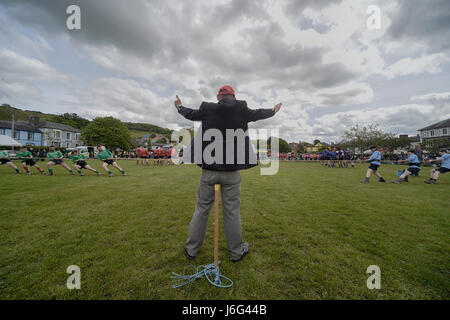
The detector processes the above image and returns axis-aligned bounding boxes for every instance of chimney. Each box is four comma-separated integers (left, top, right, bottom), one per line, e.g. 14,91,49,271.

29,115,40,127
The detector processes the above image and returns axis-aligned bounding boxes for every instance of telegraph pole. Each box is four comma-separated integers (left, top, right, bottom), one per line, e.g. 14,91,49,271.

11,114,15,151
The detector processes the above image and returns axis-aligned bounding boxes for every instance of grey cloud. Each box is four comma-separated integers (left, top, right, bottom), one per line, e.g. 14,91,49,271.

4,0,448,144
0,0,358,93
1,0,168,59
307,63,358,89
386,0,450,53
311,102,447,141
320,88,365,106
0,0,268,63
199,26,357,93
283,0,343,19
298,15,333,34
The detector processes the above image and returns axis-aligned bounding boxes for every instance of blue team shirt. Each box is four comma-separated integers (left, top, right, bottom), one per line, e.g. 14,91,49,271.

368,150,381,165
441,153,450,169
408,154,419,168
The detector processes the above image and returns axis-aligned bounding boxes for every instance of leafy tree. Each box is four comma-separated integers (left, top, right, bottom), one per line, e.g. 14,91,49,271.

384,136,411,152
313,139,321,145
296,142,306,153
344,124,394,156
267,136,291,153
424,138,449,156
380,135,411,160
147,137,152,150
82,117,131,150
397,136,412,150
130,138,140,148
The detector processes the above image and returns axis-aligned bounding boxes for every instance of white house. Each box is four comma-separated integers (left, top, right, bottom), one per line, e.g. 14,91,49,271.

418,119,450,144
29,116,82,148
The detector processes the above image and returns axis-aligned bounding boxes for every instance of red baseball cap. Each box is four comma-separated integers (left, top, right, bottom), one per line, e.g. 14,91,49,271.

217,85,235,97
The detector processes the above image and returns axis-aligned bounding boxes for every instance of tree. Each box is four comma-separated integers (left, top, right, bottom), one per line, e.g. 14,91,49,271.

313,139,321,145
296,142,306,153
425,138,449,156
82,117,131,150
147,137,152,150
384,136,411,153
344,124,394,156
381,135,411,160
267,136,291,153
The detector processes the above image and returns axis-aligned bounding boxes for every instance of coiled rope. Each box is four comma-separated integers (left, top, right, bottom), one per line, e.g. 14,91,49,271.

171,261,233,289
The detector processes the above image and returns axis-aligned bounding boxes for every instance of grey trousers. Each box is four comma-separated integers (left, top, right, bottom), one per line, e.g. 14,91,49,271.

185,169,245,260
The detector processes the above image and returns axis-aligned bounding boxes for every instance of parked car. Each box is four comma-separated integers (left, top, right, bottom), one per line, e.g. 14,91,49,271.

65,148,75,158
75,146,98,158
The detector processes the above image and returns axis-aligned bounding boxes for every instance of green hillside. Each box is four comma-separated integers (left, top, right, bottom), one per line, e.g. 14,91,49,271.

0,104,171,137
124,122,172,135
0,104,54,122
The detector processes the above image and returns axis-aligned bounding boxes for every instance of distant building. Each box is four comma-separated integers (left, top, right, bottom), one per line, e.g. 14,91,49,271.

418,119,450,144
28,116,82,148
151,134,169,145
409,134,421,144
137,134,170,147
0,116,82,148
0,119,43,146
305,142,330,153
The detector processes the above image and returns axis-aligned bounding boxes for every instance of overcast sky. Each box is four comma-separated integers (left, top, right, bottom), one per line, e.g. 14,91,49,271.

1,0,449,143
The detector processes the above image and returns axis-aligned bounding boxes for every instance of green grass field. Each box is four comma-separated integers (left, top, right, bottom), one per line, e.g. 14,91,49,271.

0,161,448,300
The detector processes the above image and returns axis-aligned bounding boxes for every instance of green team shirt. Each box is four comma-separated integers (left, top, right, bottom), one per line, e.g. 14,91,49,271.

47,151,63,160
18,151,32,159
71,154,87,163
0,150,9,158
97,149,112,161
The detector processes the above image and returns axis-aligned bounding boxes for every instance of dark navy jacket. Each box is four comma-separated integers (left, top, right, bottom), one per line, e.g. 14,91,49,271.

177,98,275,171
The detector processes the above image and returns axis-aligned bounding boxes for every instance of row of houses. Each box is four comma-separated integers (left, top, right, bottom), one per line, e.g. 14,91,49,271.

0,115,172,149
137,134,170,148
0,116,82,147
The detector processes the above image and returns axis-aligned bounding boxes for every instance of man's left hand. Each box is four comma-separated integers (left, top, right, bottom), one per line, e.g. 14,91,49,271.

174,95,182,109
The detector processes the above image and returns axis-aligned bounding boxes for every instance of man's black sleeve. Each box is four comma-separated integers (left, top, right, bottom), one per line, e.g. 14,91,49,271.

177,103,205,121
244,102,276,122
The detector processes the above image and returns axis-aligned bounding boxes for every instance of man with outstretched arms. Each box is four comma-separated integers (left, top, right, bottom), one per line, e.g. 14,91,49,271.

174,85,282,262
